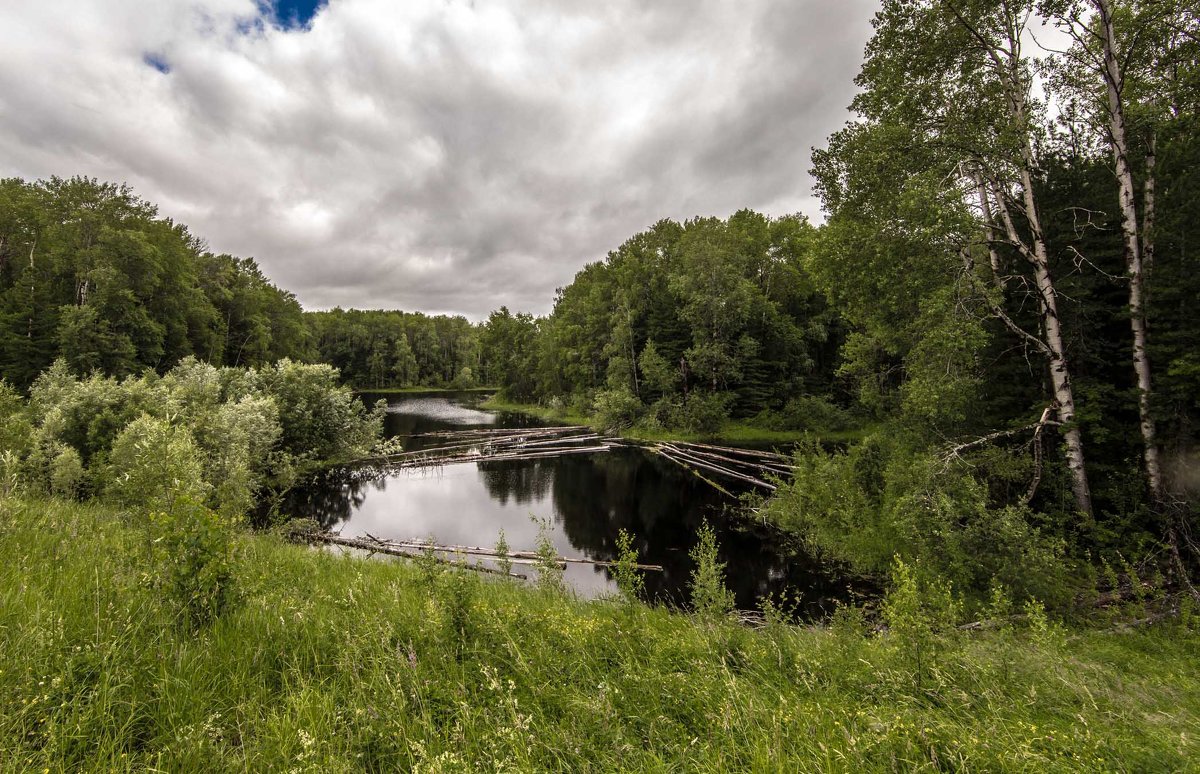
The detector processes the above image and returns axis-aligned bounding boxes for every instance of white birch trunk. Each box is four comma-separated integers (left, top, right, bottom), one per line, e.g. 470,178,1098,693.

1096,0,1164,502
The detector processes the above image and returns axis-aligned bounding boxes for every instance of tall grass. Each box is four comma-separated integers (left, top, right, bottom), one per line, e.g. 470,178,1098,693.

1,495,1196,771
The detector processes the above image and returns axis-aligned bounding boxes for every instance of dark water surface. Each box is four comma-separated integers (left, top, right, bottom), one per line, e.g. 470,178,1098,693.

279,391,852,614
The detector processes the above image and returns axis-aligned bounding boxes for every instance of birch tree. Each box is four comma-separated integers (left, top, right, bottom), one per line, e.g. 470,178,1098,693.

1042,0,1199,504
822,0,1095,517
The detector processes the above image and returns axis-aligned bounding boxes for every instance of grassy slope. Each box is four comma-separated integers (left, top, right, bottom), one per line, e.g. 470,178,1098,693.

1,496,1197,771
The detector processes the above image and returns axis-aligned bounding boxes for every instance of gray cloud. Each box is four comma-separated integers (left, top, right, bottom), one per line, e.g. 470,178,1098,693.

0,0,878,319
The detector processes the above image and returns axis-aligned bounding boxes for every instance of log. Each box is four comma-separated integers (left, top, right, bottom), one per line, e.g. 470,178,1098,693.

672,440,793,463
305,532,528,578
663,443,794,477
650,447,733,496
363,535,664,571
657,444,777,490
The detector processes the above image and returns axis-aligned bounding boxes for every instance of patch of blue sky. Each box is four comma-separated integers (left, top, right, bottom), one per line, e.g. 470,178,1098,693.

143,52,170,74
261,0,326,29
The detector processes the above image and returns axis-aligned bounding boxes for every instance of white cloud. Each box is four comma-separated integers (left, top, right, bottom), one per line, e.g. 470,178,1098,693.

0,0,878,319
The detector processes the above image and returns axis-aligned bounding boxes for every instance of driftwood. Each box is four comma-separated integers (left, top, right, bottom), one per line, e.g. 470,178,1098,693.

648,439,791,493
657,444,777,491
305,532,529,578
374,536,664,571
671,440,793,464
302,530,664,575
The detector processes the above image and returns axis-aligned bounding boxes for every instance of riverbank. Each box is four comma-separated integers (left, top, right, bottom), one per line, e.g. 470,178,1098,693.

479,396,867,446
3,495,1195,770
354,385,499,395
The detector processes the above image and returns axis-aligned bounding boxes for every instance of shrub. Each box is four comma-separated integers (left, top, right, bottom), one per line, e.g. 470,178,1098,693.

105,415,208,513
258,359,382,462
753,395,851,433
438,568,479,657
881,558,961,689
689,522,734,620
532,517,565,594
48,446,86,499
146,501,239,628
593,386,644,432
765,431,1070,606
651,392,732,435
610,529,645,605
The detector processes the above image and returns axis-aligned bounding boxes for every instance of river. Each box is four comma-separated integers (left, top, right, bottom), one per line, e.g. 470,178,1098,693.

277,390,852,616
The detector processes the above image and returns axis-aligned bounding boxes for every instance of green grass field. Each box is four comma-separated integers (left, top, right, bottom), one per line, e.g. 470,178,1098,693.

1,495,1196,771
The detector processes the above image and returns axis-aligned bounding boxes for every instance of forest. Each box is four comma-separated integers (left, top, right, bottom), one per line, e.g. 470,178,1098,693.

0,0,1198,769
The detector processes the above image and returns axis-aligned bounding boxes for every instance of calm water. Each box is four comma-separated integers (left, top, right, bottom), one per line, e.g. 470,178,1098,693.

278,391,852,615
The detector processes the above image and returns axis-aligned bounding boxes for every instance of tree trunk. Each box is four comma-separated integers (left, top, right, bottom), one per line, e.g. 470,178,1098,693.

1143,132,1155,275
973,172,1004,287
1020,163,1094,520
1096,0,1164,503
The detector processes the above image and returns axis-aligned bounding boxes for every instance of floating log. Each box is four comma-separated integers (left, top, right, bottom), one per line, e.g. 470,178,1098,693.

663,443,794,477
304,532,529,578
671,440,793,464
376,536,664,571
649,447,734,496
657,444,777,491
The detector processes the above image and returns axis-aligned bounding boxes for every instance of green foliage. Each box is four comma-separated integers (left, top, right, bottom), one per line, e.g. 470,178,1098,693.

752,394,851,433
493,529,513,576
437,567,479,657
105,415,208,513
305,307,481,389
688,522,734,620
592,386,644,432
531,517,565,594
47,446,84,500
636,339,677,396
767,433,1070,605
610,529,644,605
488,212,838,426
12,357,377,520
0,177,309,389
881,558,962,689
145,500,238,628
258,359,381,463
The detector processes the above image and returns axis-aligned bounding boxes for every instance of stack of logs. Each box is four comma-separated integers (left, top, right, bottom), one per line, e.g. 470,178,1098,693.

372,426,619,470
363,425,795,493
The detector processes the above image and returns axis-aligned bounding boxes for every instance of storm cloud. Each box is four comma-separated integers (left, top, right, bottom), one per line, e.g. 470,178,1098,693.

0,0,878,318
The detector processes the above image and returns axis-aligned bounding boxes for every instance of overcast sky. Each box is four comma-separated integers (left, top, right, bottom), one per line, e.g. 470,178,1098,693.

0,0,879,319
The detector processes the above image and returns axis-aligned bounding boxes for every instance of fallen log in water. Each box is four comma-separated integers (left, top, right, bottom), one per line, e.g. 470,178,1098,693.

671,440,793,464
300,531,664,574
661,443,794,477
302,532,529,578
374,536,665,571
414,425,591,439
655,443,777,491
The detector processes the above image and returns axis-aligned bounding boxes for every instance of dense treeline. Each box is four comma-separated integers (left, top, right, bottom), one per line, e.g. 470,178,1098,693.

305,308,481,389
763,0,1200,601
0,177,311,387
481,211,845,434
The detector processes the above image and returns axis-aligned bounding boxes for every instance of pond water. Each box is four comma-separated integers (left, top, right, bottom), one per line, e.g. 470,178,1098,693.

278,391,853,615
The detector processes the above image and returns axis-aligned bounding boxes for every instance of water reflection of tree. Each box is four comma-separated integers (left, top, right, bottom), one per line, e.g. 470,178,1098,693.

543,449,854,615
279,467,380,530
477,459,554,506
